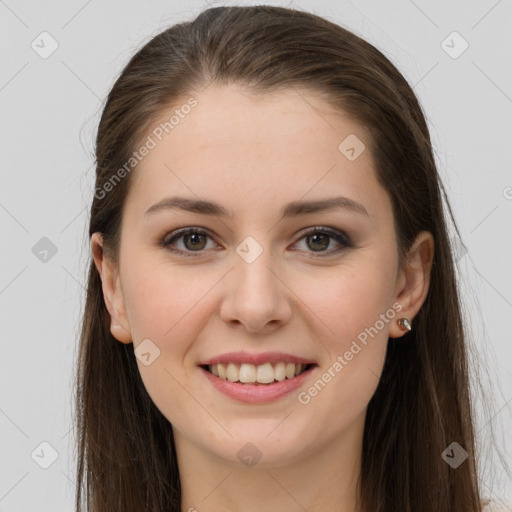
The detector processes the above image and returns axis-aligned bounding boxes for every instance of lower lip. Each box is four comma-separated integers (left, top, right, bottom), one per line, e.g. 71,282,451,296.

200,365,316,404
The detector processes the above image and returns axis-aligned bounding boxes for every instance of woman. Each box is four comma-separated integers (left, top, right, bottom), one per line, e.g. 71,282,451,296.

75,5,500,511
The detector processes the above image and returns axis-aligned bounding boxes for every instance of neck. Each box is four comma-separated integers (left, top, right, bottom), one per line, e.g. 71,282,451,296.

175,412,365,512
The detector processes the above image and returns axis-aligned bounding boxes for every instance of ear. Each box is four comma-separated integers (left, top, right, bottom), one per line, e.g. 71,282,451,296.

91,232,132,344
389,230,434,339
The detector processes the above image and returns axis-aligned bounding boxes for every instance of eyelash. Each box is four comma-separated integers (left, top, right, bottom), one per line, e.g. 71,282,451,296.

159,226,353,258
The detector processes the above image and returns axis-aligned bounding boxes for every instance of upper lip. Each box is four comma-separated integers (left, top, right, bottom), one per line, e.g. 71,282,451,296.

198,351,316,366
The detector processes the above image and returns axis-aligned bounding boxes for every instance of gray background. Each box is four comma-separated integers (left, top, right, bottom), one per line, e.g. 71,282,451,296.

0,0,511,510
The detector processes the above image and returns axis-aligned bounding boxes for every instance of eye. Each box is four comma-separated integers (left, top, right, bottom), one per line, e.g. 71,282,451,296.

293,227,352,256
160,227,219,257
160,226,352,258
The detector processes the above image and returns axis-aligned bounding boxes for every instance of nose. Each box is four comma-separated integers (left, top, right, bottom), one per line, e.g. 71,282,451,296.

219,244,292,334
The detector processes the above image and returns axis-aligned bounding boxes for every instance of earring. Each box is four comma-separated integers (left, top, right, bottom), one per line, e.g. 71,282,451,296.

397,318,412,332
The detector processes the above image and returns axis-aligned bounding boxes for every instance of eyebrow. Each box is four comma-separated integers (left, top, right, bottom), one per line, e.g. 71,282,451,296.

144,195,370,219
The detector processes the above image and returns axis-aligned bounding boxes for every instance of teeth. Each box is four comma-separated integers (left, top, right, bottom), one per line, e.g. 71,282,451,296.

274,362,286,381
286,362,296,379
226,363,239,382
239,363,256,383
256,363,274,384
207,362,309,384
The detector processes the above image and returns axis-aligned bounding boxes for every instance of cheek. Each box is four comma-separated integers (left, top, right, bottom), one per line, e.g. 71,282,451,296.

121,263,223,419
121,264,212,428
123,262,216,343
295,259,395,345
295,267,392,436
292,257,394,405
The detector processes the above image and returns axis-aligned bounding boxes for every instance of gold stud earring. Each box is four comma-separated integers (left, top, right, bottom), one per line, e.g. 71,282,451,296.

397,318,412,332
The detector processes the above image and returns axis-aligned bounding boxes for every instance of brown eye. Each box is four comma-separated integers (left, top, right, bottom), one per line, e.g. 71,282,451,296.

294,227,352,256
182,232,208,251
305,232,330,252
161,228,217,257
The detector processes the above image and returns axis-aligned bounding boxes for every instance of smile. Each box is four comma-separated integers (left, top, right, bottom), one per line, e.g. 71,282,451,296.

200,362,317,404
205,362,312,385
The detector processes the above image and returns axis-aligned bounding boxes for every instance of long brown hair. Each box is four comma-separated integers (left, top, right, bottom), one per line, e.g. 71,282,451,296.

75,5,497,511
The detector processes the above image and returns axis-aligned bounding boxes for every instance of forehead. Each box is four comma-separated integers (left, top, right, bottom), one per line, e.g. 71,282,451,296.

123,83,388,223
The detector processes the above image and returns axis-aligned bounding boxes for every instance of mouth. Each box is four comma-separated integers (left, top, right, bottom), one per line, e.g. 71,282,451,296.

200,362,316,385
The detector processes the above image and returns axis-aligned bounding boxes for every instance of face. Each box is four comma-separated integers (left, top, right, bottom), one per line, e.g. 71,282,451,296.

93,83,432,469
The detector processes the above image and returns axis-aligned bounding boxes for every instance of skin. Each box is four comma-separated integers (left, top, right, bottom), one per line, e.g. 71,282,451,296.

91,83,434,512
